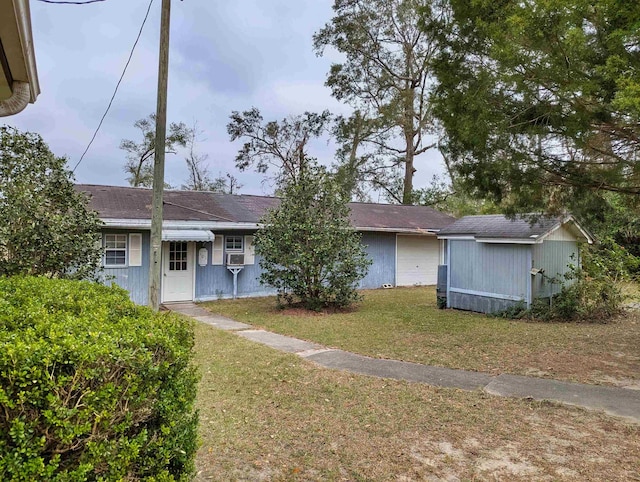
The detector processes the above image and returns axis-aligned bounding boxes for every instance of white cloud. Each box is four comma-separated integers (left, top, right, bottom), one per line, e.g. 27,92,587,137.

3,0,446,197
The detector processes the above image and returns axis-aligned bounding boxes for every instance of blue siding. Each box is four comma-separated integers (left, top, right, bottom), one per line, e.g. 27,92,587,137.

101,230,150,305
449,240,530,299
195,231,274,300
532,241,579,298
359,232,396,289
103,229,401,303
449,291,522,314
196,231,397,299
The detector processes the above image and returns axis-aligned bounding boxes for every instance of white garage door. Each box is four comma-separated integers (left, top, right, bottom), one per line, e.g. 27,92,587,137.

396,235,440,286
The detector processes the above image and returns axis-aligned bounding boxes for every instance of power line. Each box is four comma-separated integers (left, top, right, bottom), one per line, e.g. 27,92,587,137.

73,0,155,173
36,0,106,4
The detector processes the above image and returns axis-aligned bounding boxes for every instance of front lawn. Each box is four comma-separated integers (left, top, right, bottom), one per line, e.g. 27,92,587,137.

194,323,640,480
201,286,640,387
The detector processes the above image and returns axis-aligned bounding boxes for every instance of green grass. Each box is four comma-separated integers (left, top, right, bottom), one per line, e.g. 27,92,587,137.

193,323,640,481
202,286,640,386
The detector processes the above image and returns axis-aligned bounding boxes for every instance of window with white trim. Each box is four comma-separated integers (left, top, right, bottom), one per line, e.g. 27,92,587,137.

104,234,127,266
225,235,243,252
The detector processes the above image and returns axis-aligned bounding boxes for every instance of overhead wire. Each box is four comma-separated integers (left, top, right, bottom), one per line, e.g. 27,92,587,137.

72,0,155,172
36,0,106,4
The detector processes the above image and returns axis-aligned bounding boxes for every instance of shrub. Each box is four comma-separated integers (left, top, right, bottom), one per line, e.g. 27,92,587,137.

581,236,640,282
0,276,198,481
491,301,528,320
255,162,371,311
530,269,624,322
0,126,103,280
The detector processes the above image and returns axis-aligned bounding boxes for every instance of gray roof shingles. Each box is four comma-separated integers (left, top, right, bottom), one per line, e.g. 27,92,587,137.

76,184,456,232
438,214,561,239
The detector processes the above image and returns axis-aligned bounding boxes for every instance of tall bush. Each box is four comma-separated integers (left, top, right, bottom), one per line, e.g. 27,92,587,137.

0,277,198,481
531,267,624,322
0,126,102,280
254,162,371,311
581,237,640,282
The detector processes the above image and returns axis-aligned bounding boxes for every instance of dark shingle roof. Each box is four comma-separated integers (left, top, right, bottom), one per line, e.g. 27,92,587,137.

438,214,562,239
76,184,456,232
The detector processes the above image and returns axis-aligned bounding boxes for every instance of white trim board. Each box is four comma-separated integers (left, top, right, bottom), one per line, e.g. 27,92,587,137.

101,219,260,230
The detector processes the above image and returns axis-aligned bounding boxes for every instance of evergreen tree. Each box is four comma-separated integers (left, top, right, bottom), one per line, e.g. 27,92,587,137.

254,160,371,311
429,0,640,214
0,126,102,279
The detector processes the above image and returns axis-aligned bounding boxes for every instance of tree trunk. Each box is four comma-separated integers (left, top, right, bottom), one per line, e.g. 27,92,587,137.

403,132,415,205
402,81,416,205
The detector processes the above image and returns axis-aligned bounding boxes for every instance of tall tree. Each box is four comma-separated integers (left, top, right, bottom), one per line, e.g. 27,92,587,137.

227,108,332,189
182,123,213,191
314,0,443,204
429,0,640,214
214,173,243,194
332,111,405,202
120,113,192,188
181,123,244,194
0,126,102,279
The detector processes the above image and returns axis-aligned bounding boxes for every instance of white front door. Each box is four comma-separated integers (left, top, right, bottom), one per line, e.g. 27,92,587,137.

162,241,195,302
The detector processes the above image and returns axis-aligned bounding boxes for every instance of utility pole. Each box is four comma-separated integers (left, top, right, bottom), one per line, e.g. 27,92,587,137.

149,0,172,311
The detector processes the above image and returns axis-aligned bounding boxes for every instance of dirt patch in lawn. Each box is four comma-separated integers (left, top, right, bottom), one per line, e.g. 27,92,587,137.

194,324,640,481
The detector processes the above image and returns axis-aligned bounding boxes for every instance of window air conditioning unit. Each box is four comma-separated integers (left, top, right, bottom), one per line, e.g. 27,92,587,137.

227,253,245,266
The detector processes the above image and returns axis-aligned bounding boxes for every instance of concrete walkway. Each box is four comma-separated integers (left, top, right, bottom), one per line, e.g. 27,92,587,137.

165,302,640,423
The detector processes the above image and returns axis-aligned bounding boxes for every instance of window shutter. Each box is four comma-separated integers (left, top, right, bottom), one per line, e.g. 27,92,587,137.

212,235,224,265
129,233,142,267
244,235,255,265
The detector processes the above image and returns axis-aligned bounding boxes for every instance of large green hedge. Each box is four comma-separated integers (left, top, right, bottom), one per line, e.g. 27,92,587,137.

0,277,198,481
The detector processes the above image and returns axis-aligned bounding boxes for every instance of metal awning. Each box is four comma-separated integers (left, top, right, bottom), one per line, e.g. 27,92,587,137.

161,229,214,242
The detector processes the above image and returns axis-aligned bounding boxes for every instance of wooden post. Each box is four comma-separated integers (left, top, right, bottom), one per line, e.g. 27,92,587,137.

149,0,172,311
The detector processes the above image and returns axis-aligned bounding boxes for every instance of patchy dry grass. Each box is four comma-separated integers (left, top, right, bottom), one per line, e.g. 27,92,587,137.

201,286,640,387
194,323,640,481
622,281,640,303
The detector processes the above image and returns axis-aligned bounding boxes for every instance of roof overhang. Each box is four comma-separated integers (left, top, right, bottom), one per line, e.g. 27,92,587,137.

0,0,40,116
437,235,538,244
438,215,594,244
536,215,594,244
162,229,215,242
101,219,260,231
357,226,440,235
100,218,444,235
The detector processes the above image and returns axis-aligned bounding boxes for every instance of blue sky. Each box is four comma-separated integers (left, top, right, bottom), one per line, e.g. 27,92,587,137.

6,0,445,197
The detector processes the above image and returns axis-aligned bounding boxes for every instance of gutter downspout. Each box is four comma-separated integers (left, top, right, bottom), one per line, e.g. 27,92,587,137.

0,0,40,116
0,80,30,116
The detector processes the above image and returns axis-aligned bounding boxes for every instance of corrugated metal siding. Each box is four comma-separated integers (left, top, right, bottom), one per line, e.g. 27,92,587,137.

532,241,579,298
449,240,529,298
102,230,150,305
359,232,396,289
449,291,522,314
545,224,574,241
